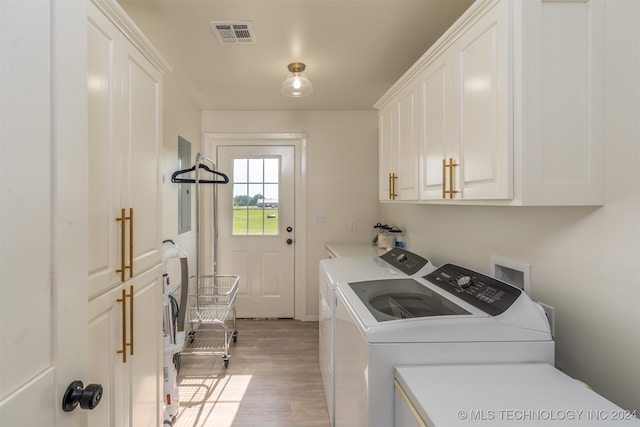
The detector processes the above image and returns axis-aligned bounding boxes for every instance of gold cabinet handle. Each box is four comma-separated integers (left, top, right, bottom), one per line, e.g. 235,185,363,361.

116,288,127,363
389,173,398,200
442,158,459,199
116,285,134,363
128,285,134,356
448,158,459,199
128,208,133,278
115,208,133,281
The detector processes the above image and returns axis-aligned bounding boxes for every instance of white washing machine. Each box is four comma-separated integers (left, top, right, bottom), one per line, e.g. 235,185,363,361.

334,263,555,427
319,248,437,427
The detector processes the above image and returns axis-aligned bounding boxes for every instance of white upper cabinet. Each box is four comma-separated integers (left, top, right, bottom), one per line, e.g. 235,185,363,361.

376,0,604,206
395,83,420,200
379,83,420,201
452,0,511,200
418,45,454,200
378,103,395,200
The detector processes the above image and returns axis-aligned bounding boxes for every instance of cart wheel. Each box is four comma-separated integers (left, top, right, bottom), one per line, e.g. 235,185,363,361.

223,359,229,368
232,331,238,343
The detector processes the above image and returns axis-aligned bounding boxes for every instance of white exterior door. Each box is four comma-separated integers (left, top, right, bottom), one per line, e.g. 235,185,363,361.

217,145,296,318
0,1,90,425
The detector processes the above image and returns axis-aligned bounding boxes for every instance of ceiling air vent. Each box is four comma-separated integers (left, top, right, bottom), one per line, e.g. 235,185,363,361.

209,21,256,44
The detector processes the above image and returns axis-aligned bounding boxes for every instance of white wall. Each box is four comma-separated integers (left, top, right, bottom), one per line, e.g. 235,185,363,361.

201,110,379,318
161,74,202,286
381,1,640,412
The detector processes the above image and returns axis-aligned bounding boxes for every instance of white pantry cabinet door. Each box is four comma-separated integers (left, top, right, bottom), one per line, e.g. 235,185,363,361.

86,1,167,425
87,265,162,427
87,1,163,299
87,3,123,299
128,266,163,427
121,38,163,280
87,284,128,427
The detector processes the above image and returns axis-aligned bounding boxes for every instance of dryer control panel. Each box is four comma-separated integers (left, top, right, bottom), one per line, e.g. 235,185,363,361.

424,264,521,316
379,248,429,276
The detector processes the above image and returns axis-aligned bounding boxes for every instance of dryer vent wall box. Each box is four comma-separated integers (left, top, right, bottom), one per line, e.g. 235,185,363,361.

491,256,530,295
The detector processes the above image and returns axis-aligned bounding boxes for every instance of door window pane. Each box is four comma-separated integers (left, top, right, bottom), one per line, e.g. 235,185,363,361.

232,157,279,235
233,158,248,181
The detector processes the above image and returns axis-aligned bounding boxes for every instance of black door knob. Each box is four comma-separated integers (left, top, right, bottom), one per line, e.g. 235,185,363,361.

62,380,103,412
286,238,293,245
286,226,293,232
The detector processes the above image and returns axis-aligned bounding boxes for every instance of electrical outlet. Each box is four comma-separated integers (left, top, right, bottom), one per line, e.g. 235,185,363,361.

538,302,555,338
348,219,357,231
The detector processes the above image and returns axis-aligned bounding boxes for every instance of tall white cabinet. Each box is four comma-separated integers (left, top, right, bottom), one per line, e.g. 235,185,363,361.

87,1,170,425
377,0,605,206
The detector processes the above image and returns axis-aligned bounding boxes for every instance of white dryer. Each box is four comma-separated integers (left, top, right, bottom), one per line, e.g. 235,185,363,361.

334,263,555,427
319,248,436,427
394,363,640,426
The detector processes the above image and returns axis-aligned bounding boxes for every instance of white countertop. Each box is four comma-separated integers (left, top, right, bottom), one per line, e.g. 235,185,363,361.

395,364,640,426
326,242,387,258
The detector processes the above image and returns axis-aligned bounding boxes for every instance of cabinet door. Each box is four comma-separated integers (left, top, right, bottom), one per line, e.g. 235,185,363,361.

395,85,419,200
128,265,163,427
121,39,163,278
419,53,455,200
88,284,128,427
453,0,512,200
87,265,162,427
87,4,124,298
378,104,395,200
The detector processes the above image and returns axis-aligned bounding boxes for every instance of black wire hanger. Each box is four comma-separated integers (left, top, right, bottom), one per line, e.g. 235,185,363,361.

171,163,229,184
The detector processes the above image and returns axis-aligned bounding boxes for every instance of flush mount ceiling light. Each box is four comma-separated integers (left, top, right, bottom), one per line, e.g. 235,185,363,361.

281,62,313,97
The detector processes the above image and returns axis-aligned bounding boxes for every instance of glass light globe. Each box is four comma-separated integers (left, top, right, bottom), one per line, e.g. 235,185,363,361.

281,63,313,97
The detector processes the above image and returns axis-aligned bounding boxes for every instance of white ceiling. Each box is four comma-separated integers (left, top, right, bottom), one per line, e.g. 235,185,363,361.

117,0,474,111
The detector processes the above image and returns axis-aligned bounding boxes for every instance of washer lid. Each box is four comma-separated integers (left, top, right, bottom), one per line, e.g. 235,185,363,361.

349,279,470,322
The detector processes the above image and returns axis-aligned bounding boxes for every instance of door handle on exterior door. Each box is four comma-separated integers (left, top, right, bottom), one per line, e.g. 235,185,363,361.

286,226,294,244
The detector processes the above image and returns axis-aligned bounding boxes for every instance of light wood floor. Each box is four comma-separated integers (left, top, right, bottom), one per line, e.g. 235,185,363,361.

173,319,330,427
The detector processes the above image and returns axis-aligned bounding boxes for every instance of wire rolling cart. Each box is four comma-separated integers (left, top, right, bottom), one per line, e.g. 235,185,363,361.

171,153,238,367
182,274,238,367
